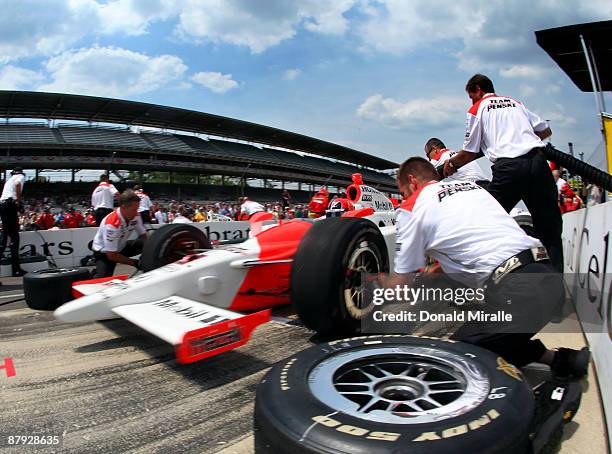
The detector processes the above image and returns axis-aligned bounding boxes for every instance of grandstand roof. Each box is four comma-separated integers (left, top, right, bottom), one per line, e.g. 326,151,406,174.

0,90,397,170
535,20,612,92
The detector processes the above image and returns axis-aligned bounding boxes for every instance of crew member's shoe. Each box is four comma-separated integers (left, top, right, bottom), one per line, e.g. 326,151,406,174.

550,347,590,378
530,380,582,454
11,269,27,277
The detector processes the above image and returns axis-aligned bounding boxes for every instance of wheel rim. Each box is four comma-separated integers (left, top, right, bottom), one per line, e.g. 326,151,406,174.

309,346,489,424
343,240,381,319
165,236,202,263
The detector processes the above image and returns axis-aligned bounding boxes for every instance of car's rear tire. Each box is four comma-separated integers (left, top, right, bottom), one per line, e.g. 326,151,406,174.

139,224,212,272
291,217,389,336
254,335,535,454
24,267,92,310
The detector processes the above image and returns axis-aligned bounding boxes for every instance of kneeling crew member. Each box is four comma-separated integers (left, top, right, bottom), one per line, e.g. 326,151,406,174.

385,157,588,376
92,190,148,278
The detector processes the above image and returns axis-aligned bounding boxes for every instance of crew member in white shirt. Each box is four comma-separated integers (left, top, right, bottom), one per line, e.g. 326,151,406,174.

92,190,147,278
424,137,489,186
91,174,119,226
443,74,562,272
383,157,588,377
0,167,26,276
133,185,152,224
239,197,265,218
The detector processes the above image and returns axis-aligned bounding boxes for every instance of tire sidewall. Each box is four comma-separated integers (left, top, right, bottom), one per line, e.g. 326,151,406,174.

256,336,533,454
140,224,211,271
291,218,389,335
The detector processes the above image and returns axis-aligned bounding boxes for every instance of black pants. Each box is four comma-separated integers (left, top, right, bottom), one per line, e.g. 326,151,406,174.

140,210,151,224
0,200,22,273
451,262,564,367
487,148,564,272
93,240,143,278
95,208,114,227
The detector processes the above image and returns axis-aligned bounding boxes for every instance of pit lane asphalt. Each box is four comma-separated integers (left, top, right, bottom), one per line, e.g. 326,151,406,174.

0,275,315,453
0,274,607,453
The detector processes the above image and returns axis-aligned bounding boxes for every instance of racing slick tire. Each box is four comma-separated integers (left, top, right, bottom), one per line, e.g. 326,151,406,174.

254,335,534,454
24,267,91,311
291,217,389,336
139,224,212,272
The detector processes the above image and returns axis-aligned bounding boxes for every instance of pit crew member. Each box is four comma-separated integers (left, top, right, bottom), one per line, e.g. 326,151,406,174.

443,74,563,272
0,167,26,276
91,173,119,226
134,185,152,224
424,137,489,186
239,197,265,219
384,157,588,376
92,190,148,278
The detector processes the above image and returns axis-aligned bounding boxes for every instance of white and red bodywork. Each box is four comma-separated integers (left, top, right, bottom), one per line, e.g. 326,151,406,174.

55,174,398,363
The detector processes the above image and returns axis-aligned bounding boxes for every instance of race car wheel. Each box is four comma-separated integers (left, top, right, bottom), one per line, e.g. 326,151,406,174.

24,267,91,311
291,217,389,336
254,335,534,454
139,224,212,272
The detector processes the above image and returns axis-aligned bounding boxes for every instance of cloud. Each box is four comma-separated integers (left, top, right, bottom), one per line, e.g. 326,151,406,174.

39,47,187,97
540,104,577,128
0,65,45,90
357,94,466,130
191,71,239,93
283,69,301,80
518,84,536,98
499,64,552,79
175,0,356,53
97,0,180,35
0,0,100,62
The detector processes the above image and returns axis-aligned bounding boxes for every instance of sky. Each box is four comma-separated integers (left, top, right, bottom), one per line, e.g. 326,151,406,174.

0,0,611,171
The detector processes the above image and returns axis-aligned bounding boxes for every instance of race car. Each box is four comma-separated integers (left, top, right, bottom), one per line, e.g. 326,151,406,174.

52,174,398,364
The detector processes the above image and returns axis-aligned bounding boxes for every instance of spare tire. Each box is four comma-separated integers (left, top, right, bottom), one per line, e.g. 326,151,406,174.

139,224,212,272
255,335,535,454
24,267,91,311
291,217,389,336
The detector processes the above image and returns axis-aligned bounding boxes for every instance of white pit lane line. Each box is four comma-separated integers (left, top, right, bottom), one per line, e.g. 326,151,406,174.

0,293,24,299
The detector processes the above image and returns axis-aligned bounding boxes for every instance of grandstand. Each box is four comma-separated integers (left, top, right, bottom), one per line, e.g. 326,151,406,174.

0,91,398,196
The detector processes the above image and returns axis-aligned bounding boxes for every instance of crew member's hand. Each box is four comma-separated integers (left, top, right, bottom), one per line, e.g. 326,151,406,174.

443,160,457,177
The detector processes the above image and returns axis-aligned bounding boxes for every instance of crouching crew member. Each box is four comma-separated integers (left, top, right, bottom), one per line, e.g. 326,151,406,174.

92,190,147,278
384,157,588,376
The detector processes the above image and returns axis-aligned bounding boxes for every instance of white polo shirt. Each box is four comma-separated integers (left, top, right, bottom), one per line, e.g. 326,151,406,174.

430,148,488,182
93,209,146,253
241,200,265,216
0,173,25,201
463,93,549,162
394,180,541,287
135,190,152,213
91,182,118,209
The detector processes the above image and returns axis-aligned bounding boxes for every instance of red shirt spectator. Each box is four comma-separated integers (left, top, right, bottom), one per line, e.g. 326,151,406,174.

36,211,55,230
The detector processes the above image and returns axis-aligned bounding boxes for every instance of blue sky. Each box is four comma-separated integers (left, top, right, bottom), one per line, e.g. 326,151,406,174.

0,0,611,169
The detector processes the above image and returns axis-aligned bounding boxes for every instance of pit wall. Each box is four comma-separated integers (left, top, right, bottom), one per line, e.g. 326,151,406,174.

561,201,612,444
4,221,251,274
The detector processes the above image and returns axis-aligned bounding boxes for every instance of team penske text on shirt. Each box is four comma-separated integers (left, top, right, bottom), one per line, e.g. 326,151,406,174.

462,93,548,161
394,180,541,287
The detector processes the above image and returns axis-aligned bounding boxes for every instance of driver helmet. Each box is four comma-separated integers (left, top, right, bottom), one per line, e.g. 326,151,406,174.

326,198,353,218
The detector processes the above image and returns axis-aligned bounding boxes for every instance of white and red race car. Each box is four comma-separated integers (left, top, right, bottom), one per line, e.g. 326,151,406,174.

53,174,398,364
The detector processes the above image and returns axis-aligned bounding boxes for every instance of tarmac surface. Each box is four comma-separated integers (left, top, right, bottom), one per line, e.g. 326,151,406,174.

0,270,608,453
